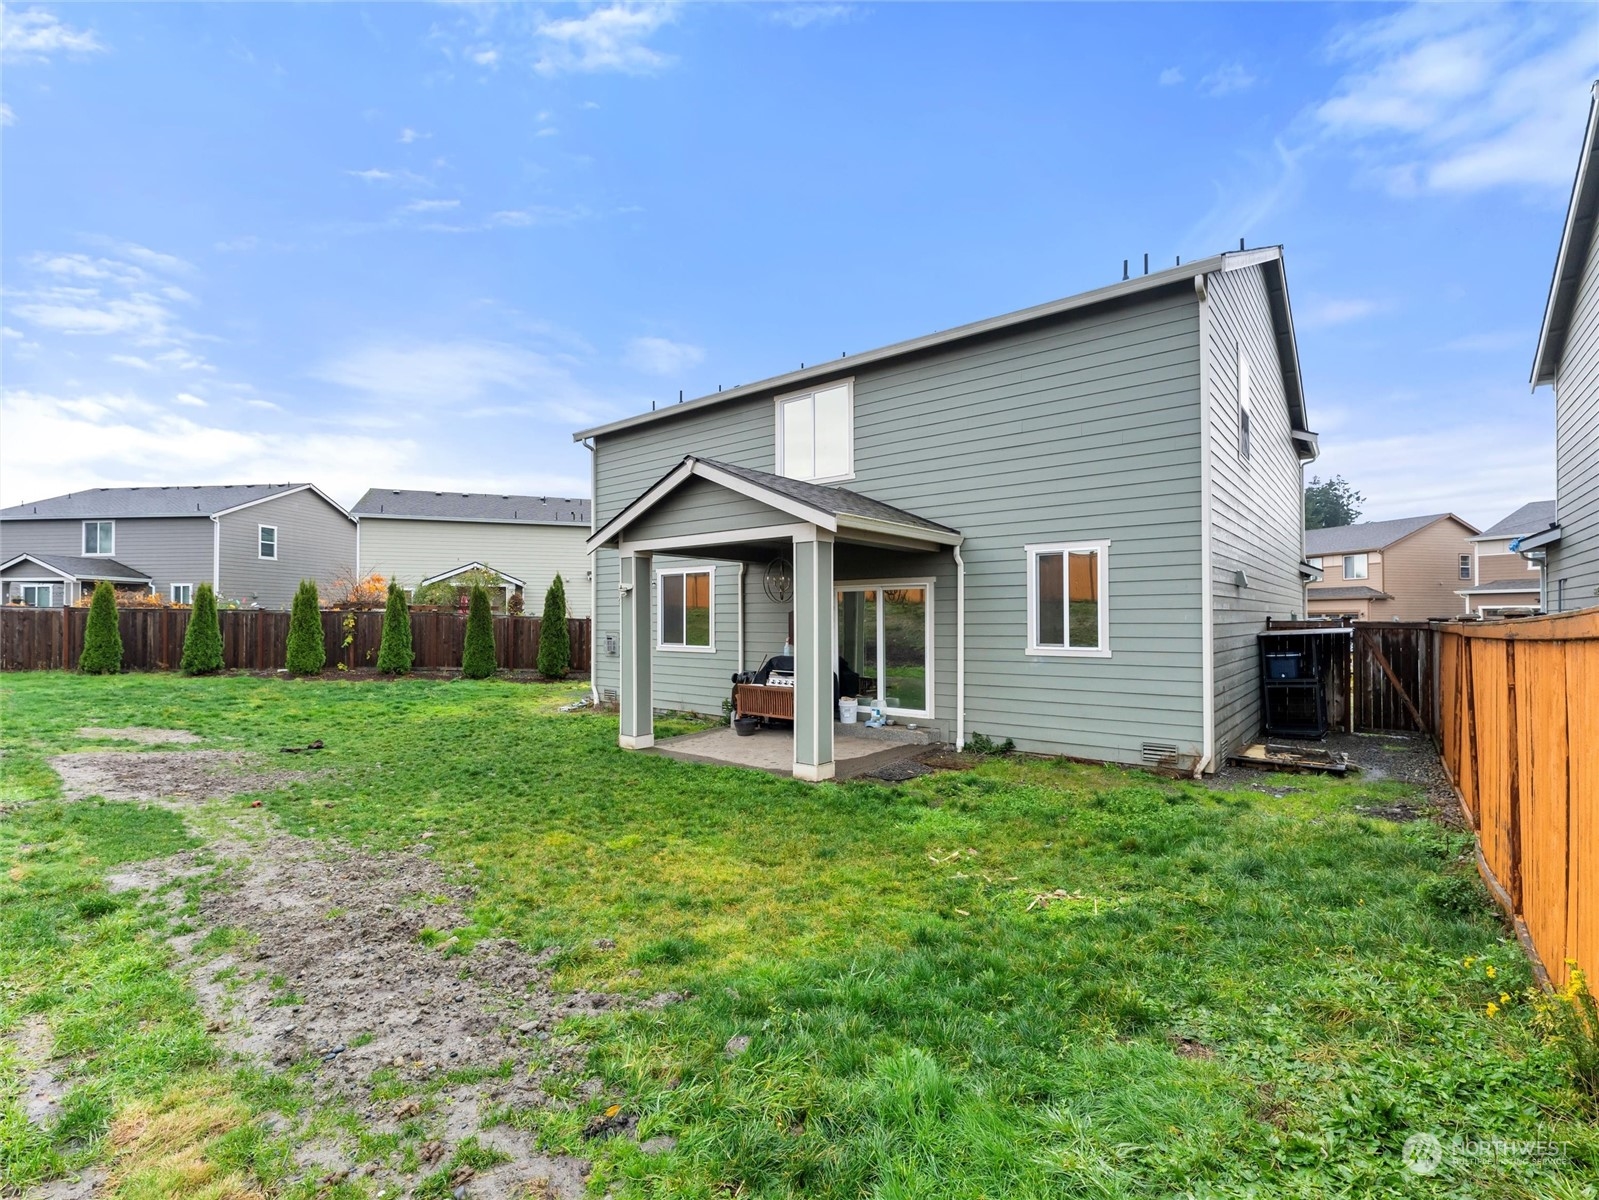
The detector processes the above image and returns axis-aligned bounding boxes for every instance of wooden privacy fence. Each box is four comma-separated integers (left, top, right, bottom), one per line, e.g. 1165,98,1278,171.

0,606,591,674
1439,609,1599,988
1354,622,1440,735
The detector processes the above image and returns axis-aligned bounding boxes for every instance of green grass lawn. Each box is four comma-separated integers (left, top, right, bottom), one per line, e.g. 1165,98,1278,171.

2,673,1595,1198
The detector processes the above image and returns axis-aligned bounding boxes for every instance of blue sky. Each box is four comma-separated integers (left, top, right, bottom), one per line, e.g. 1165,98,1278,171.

2,2,1594,526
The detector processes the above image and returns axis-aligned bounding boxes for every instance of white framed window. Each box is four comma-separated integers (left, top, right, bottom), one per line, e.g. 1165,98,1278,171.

1237,349,1252,461
835,580,934,718
1025,541,1110,657
1343,553,1369,580
171,583,193,605
657,565,714,652
775,379,853,483
258,525,278,560
1528,556,1541,572
1459,554,1472,581
83,520,115,556
20,584,53,607
1306,556,1323,570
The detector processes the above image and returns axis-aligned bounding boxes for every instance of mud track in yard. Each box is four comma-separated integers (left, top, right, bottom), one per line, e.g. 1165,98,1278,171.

51,739,669,1199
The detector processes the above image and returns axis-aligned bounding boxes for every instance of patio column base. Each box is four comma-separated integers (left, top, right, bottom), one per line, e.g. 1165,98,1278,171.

618,733,655,750
792,760,836,783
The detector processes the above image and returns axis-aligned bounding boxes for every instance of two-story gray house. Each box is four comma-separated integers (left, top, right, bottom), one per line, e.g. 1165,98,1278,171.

0,483,355,610
1529,81,1599,611
576,246,1318,779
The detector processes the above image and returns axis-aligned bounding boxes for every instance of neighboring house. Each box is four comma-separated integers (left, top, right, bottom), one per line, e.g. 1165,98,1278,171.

1457,500,1557,616
1530,81,1599,612
1304,514,1480,620
0,484,355,609
577,246,1320,779
351,489,593,617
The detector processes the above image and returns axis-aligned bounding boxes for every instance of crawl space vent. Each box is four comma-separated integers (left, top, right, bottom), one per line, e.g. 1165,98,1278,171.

1141,741,1179,767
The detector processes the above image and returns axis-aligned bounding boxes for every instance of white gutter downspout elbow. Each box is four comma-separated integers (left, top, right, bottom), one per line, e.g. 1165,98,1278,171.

953,543,966,751
584,438,599,705
211,515,221,594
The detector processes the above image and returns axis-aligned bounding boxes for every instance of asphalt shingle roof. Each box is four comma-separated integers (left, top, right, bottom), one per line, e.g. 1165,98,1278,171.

1306,584,1393,601
1459,578,1543,594
1475,500,1558,540
1,552,151,581
1304,514,1467,555
1,483,312,520
695,458,962,536
352,489,589,524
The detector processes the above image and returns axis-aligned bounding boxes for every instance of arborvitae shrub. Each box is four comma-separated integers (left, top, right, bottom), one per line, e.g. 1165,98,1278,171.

537,574,570,680
377,582,414,675
461,584,496,679
180,583,224,674
79,581,123,674
285,580,326,676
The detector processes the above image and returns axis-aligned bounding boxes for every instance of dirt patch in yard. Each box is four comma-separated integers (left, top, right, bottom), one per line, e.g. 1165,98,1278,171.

76,727,202,745
50,750,308,805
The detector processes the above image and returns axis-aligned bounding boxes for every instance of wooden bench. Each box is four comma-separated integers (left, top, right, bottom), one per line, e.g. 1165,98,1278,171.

734,683,794,721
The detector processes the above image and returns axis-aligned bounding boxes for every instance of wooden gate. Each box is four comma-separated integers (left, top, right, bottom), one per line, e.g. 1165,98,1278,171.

1353,622,1438,735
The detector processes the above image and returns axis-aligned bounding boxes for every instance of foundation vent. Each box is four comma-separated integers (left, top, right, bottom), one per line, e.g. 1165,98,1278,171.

1141,741,1179,767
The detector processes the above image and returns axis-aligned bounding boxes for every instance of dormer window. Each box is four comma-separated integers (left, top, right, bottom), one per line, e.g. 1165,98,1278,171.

776,380,853,483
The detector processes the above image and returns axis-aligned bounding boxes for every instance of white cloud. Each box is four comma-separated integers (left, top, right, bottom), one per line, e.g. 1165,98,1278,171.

1200,63,1256,97
347,167,429,186
624,335,704,377
1,4,105,64
769,4,857,30
398,127,428,144
174,391,207,408
1316,4,1598,194
1298,296,1388,329
1158,67,1184,87
0,101,14,125
470,45,500,67
403,198,461,213
109,353,155,370
533,4,675,75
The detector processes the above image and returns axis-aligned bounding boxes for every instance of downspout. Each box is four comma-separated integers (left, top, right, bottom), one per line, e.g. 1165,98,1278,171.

1193,272,1217,777
737,561,747,677
584,438,599,704
211,515,221,594
953,543,966,751
355,516,362,577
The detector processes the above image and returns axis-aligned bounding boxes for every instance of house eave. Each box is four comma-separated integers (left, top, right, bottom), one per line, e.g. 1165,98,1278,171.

1532,80,1599,388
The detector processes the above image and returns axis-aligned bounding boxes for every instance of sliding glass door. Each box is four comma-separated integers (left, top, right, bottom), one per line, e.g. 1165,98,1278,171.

836,582,932,717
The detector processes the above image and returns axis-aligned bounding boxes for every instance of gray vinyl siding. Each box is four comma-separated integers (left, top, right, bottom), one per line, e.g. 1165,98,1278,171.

357,518,592,617
216,489,355,610
594,284,1211,765
1551,227,1599,609
0,516,210,598
1203,264,1308,761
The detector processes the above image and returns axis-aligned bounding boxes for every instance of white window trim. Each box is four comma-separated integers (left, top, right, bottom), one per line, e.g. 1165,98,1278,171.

1343,553,1369,580
82,520,115,557
258,524,278,560
656,564,716,653
20,583,54,607
774,377,855,485
1458,554,1473,581
1306,556,1323,570
834,578,935,719
171,583,193,604
1237,348,1252,462
1024,540,1112,658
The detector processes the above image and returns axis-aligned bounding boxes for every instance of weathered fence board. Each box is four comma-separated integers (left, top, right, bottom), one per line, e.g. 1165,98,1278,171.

1353,622,1437,735
0,606,590,674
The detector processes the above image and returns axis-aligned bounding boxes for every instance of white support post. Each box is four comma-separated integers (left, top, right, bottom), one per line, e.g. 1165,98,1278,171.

791,529,835,781
618,549,654,750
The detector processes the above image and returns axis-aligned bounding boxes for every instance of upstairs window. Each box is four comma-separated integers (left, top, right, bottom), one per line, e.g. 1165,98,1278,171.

259,525,278,560
1459,554,1473,581
1025,542,1110,657
1237,349,1252,461
777,380,853,482
1344,553,1369,580
1307,556,1323,570
659,566,714,651
83,520,114,556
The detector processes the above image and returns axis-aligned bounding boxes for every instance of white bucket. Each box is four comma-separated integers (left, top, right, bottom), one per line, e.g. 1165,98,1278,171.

838,697,859,724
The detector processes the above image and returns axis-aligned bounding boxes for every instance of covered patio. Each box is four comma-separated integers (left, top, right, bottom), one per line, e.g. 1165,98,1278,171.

587,456,963,781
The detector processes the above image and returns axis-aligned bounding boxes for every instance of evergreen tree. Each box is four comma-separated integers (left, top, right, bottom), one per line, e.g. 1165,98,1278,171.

377,581,414,675
536,574,570,680
285,580,326,675
180,583,224,675
1304,475,1366,530
461,584,497,679
79,581,123,674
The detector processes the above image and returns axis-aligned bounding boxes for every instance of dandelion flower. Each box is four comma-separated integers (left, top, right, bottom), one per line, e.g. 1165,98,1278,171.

1464,957,1476,968
1486,965,1497,980
1486,1001,1500,1017
1499,992,1510,1005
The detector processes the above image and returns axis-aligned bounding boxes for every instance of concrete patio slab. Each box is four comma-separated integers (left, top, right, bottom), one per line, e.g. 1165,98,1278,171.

649,724,936,780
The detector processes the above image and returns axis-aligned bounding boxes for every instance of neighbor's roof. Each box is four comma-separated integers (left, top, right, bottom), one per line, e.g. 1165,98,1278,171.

352,489,589,525
1457,578,1543,596
0,483,350,521
1471,500,1559,541
0,552,151,582
574,246,1312,450
1306,584,1393,601
588,455,963,551
1534,81,1599,387
1305,513,1477,555
416,562,528,588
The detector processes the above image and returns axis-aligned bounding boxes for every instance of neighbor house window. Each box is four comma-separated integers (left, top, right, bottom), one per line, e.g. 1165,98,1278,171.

776,380,853,482
1459,554,1472,581
1237,349,1252,461
1343,554,1369,580
20,584,52,607
658,566,714,651
1025,542,1110,656
1306,557,1323,570
83,520,114,556
171,583,193,605
258,525,277,560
